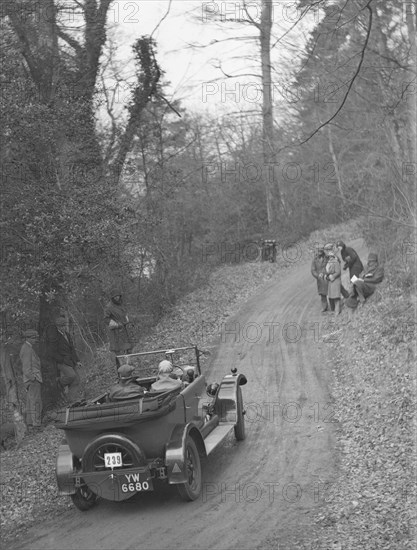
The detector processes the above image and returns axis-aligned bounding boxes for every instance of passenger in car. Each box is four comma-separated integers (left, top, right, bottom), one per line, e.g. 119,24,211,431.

183,368,195,385
150,360,183,392
109,364,145,400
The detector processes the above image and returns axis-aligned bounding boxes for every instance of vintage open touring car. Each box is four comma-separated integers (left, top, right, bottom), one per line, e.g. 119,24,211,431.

54,346,247,510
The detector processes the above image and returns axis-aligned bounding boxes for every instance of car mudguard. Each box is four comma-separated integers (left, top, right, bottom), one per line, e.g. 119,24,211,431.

56,444,76,495
165,424,206,484
214,372,247,423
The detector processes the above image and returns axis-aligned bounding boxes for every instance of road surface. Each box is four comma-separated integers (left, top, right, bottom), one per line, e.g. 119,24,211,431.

10,243,360,550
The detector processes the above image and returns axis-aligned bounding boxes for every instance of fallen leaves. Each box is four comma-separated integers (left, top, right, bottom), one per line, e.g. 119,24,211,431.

313,279,416,549
0,234,299,541
0,425,71,541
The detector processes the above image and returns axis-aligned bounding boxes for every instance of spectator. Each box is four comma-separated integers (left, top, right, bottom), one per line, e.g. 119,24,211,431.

0,327,26,442
311,247,329,312
336,240,364,298
19,329,42,428
104,288,133,364
352,252,385,305
324,244,342,315
46,312,81,403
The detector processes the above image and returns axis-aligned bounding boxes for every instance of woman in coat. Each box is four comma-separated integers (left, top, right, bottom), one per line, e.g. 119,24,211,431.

336,240,363,278
336,240,363,298
311,248,329,312
324,246,342,314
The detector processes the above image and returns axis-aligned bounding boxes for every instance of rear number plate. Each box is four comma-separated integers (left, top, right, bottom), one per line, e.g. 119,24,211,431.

121,475,153,493
104,452,122,468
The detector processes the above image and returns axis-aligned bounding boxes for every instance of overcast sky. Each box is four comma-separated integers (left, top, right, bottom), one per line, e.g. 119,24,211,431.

106,1,318,116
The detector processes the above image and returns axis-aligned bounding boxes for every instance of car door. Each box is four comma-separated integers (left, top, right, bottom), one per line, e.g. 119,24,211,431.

181,375,206,426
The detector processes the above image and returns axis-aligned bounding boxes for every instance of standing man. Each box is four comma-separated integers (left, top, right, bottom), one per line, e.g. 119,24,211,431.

46,312,81,403
19,329,42,428
1,327,27,443
104,288,133,364
311,247,329,312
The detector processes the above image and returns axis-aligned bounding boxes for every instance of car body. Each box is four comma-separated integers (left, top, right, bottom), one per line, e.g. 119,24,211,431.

54,346,247,510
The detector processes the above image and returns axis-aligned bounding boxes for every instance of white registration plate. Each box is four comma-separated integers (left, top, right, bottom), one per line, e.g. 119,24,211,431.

104,452,122,468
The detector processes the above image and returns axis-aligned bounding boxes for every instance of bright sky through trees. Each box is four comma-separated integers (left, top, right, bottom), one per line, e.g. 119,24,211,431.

109,1,319,113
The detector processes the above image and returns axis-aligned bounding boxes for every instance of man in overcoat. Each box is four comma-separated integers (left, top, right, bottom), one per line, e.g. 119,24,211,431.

311,247,329,312
352,252,385,304
104,288,133,363
46,313,81,402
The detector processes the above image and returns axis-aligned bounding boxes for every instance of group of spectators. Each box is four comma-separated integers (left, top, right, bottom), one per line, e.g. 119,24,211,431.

15,245,384,430
311,240,385,314
18,311,82,430
17,287,134,430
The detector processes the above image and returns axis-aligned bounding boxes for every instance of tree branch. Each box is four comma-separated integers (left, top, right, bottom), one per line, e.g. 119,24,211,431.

150,0,173,39
57,28,84,55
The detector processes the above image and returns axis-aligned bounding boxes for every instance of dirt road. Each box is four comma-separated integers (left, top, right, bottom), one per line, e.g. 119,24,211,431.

10,250,351,550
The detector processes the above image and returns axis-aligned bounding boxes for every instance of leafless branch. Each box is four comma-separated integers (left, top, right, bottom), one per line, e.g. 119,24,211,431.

57,28,83,55
154,93,182,118
185,36,258,50
150,0,173,39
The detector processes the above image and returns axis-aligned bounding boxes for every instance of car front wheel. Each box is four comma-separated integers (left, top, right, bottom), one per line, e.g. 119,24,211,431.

71,485,98,511
177,437,202,501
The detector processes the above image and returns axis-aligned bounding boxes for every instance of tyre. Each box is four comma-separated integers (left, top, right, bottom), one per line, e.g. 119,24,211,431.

82,434,147,502
83,434,146,472
177,437,202,501
71,486,98,511
234,386,246,441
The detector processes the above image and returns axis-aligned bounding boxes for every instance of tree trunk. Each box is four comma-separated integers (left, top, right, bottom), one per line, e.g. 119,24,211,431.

372,15,414,217
260,0,280,229
327,123,344,200
39,295,61,409
405,5,417,196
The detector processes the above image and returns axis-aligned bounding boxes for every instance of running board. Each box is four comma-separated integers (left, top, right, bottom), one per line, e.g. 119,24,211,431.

204,424,234,455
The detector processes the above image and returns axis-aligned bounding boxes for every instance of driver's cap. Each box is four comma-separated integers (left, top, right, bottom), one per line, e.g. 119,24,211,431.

118,364,134,379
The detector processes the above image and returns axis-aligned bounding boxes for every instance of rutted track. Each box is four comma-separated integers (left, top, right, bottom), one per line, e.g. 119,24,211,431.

10,250,347,550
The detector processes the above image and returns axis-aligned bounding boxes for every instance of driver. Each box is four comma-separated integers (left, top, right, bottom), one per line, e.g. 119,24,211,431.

108,364,145,400
150,360,183,392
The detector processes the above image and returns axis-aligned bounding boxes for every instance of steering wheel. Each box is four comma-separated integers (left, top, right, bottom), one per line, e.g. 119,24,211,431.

171,365,186,379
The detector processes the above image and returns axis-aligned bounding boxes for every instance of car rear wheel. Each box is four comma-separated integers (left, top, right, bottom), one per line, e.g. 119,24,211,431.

234,386,246,441
83,434,146,472
71,486,98,511
177,437,202,501
82,434,147,502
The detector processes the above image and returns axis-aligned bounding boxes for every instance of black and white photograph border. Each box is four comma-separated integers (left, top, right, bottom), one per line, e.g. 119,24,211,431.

0,1,416,549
